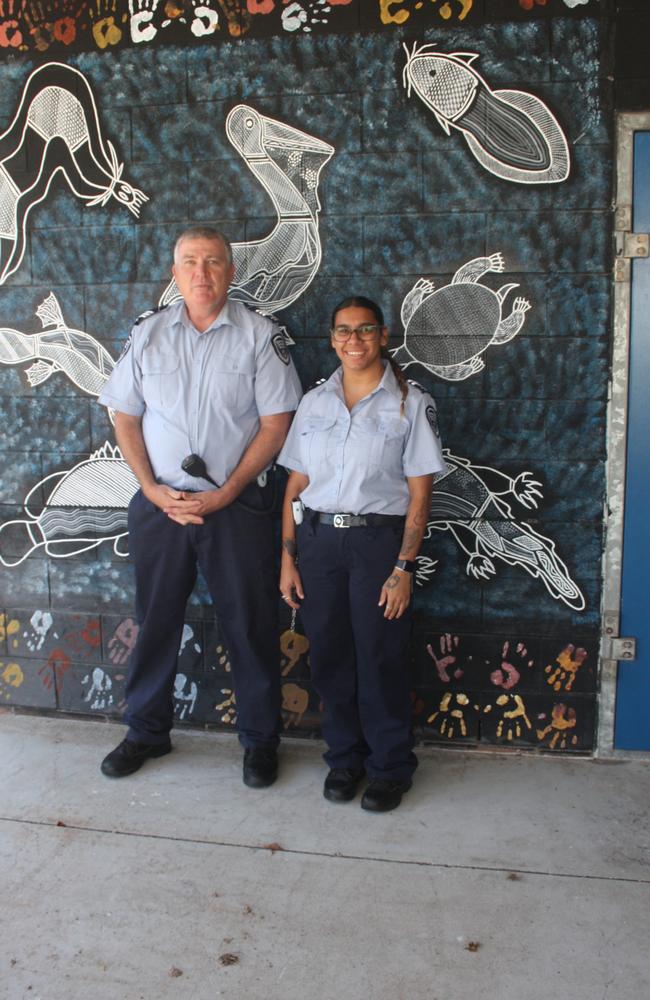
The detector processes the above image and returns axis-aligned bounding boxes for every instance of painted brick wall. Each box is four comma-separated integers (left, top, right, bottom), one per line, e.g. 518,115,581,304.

0,2,613,751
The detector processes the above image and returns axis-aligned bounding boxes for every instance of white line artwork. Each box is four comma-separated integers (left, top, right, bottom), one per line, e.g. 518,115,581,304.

0,443,138,567
402,43,570,185
0,62,148,285
392,253,530,381
417,450,585,610
160,104,334,314
0,293,115,395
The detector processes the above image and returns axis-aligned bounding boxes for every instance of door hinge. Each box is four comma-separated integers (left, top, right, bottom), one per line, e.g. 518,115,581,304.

602,636,637,661
614,207,649,280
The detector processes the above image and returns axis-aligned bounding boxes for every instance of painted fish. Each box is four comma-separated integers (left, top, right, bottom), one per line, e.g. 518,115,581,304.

402,43,570,184
0,443,138,567
0,293,114,396
160,104,334,314
420,451,585,610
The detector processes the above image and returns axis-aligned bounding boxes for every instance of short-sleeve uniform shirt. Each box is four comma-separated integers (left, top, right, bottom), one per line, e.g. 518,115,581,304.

277,362,445,516
99,299,302,491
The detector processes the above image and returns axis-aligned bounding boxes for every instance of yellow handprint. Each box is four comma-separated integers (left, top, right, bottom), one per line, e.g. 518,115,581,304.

427,691,473,739
484,694,532,741
545,644,587,692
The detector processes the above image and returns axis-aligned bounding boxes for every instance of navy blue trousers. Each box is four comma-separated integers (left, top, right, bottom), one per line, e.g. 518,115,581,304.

123,489,281,748
297,519,417,782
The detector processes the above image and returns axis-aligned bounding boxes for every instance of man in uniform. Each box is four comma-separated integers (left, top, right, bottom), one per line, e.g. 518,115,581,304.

98,226,302,787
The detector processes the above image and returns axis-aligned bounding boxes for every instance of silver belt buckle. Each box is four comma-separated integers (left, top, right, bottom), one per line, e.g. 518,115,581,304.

333,513,351,528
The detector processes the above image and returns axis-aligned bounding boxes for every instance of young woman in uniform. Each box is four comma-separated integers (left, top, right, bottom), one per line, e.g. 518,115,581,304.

278,297,445,811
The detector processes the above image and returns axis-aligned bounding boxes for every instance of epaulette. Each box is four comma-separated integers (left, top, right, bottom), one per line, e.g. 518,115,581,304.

406,378,426,393
134,303,170,325
307,377,327,392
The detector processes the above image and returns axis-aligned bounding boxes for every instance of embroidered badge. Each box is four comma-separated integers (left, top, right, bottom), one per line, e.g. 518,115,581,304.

426,404,439,436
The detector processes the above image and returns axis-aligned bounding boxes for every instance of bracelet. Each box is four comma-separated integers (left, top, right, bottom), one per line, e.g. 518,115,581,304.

394,559,416,573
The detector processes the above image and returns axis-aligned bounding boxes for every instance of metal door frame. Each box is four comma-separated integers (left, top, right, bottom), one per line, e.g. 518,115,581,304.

598,111,650,757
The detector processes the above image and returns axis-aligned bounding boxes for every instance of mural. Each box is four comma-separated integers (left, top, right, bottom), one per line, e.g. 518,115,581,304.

0,1,599,53
0,62,147,284
160,105,334,314
0,293,114,394
392,253,530,381
402,43,571,184
419,451,585,611
0,10,608,751
0,443,138,566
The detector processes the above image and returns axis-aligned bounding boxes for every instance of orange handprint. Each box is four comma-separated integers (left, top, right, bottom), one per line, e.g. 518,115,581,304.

545,644,587,692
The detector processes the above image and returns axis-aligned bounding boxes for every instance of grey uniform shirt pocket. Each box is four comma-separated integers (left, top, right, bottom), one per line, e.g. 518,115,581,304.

141,349,180,410
300,414,338,468
209,352,254,413
348,416,394,471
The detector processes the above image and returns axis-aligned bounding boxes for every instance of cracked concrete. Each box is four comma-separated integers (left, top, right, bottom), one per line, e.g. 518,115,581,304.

1,713,649,1000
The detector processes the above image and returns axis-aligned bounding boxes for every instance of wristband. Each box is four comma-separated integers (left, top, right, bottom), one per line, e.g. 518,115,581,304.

394,559,416,573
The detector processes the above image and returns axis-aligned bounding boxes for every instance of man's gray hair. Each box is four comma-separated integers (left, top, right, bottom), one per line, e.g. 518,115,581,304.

173,226,233,265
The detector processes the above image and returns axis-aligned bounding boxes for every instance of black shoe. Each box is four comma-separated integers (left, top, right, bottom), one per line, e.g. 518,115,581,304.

323,767,365,803
243,747,278,788
361,778,412,813
101,737,172,778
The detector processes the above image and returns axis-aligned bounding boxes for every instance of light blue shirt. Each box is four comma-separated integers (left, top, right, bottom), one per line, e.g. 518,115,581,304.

278,362,445,516
99,299,302,491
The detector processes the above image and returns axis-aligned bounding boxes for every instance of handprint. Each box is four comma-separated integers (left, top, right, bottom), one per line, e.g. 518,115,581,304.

129,0,160,42
280,628,310,676
536,703,578,749
281,682,309,727
0,0,23,47
490,640,533,690
214,643,232,673
0,613,20,650
545,644,587,692
24,611,53,652
190,1,219,36
39,649,71,691
82,666,114,710
484,694,532,740
0,661,23,699
108,618,139,665
426,633,462,683
427,691,474,739
216,688,237,725
91,0,123,48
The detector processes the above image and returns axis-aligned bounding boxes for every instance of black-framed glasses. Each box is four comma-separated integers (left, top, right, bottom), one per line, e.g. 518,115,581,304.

331,323,383,342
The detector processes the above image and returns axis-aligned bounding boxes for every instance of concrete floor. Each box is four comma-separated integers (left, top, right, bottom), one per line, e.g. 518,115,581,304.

1,713,649,1000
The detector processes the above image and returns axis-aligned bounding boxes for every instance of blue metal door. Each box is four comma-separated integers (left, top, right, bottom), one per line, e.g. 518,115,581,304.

615,131,650,749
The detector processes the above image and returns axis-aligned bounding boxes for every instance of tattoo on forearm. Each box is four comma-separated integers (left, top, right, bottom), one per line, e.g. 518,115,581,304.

282,538,297,558
400,527,420,556
385,574,401,590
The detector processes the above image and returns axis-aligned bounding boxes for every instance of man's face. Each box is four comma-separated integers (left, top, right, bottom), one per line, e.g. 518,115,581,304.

172,236,235,318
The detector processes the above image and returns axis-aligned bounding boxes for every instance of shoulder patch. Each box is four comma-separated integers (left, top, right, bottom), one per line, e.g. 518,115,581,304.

116,333,133,363
425,403,439,437
134,303,170,326
271,324,295,366
406,378,426,393
307,377,327,392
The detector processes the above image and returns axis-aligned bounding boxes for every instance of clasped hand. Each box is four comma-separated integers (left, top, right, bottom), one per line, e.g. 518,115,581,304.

144,483,229,525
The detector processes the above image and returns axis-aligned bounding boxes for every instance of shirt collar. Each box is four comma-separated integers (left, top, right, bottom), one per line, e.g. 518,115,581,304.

171,297,235,335
324,361,401,399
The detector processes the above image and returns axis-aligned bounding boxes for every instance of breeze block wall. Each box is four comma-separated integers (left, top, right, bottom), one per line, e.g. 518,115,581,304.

0,0,613,752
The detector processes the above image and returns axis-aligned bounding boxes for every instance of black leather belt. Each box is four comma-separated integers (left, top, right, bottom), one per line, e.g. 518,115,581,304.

309,510,405,529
